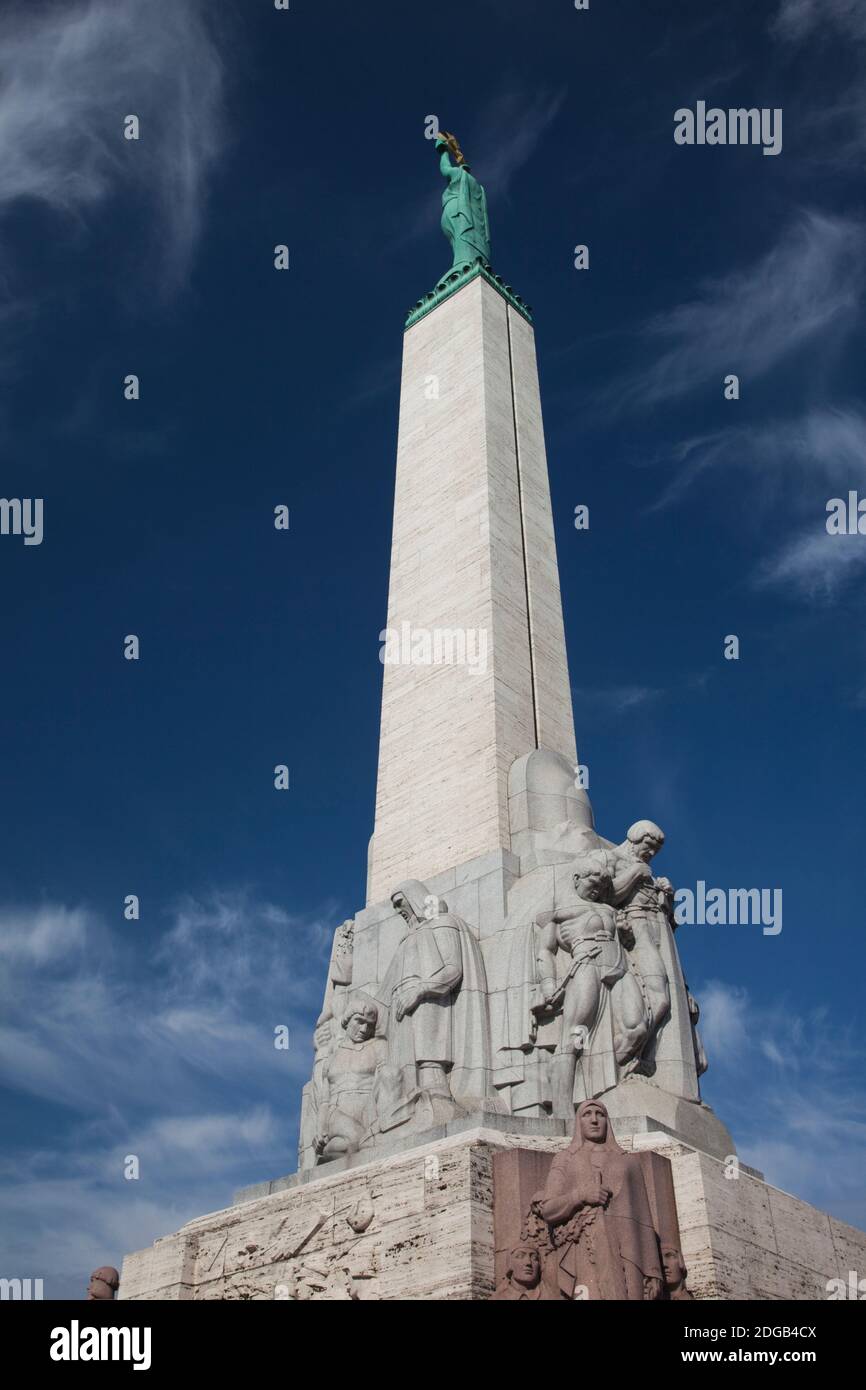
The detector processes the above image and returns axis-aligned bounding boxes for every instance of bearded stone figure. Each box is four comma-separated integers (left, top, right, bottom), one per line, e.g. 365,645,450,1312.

537,1100,665,1300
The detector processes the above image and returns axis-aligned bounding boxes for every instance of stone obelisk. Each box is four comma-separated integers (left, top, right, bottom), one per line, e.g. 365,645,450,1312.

367,231,585,903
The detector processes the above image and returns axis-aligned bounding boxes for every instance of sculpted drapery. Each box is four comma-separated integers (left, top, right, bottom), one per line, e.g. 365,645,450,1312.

538,1100,664,1301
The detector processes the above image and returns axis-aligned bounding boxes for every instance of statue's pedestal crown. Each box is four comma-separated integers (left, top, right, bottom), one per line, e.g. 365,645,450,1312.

406,259,532,330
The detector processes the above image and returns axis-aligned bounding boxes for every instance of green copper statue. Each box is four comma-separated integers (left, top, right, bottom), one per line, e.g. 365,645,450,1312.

406,127,531,328
435,130,490,278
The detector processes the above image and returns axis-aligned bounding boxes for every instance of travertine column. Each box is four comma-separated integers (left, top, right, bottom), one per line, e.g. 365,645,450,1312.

368,276,576,904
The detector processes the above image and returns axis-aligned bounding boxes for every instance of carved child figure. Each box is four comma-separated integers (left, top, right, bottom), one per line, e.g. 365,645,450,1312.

313,998,404,1161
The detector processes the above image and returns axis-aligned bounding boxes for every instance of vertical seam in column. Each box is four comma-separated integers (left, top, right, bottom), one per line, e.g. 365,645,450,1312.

506,303,540,749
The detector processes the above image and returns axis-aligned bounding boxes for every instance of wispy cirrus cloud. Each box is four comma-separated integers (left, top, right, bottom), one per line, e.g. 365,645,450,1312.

773,0,866,45
0,891,335,1294
0,892,332,1115
772,1,866,166
615,212,863,409
698,980,866,1228
646,408,866,602
470,87,566,200
0,1105,282,1300
651,407,866,512
754,528,866,601
0,0,226,293
572,671,711,719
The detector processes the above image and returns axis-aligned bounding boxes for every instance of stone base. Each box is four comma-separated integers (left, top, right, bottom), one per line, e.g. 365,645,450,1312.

118,1129,866,1301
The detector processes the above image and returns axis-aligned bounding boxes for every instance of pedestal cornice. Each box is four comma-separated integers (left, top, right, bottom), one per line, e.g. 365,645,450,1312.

405,259,533,330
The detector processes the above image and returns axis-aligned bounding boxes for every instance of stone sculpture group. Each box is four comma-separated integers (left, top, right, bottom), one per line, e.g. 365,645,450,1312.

505,820,706,1118
310,879,491,1160
304,812,707,1168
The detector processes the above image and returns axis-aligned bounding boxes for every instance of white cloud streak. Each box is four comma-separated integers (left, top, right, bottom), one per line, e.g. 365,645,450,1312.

471,87,566,200
617,212,863,409
653,407,866,509
754,528,866,600
649,409,866,601
773,0,866,45
0,0,225,289
697,981,866,1227
0,890,336,1295
772,1,866,166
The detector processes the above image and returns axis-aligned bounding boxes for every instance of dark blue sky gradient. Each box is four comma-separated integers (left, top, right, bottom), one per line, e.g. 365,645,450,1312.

1,0,864,1292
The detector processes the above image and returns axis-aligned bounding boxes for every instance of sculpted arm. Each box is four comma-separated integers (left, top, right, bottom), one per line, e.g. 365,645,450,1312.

422,927,462,997
534,918,558,1003
611,856,651,906
313,1058,332,1153
435,139,461,185
538,1158,577,1224
538,1155,611,1224
439,149,456,178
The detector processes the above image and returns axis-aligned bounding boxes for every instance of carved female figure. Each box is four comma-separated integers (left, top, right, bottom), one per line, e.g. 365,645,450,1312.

538,1100,664,1300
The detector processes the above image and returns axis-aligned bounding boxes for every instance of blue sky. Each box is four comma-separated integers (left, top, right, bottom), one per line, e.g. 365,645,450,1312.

0,0,864,1298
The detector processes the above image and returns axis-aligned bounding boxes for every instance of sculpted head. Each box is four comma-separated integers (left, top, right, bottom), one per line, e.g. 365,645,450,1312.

577,1099,608,1144
507,1245,541,1289
626,820,665,863
391,880,445,929
86,1267,119,1300
662,1246,687,1290
572,853,612,903
342,998,378,1043
392,891,414,927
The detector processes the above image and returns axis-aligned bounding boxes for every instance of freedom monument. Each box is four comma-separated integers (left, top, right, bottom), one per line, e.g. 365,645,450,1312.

119,133,866,1301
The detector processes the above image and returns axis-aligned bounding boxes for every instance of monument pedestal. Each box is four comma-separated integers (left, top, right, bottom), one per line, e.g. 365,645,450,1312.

118,1127,866,1301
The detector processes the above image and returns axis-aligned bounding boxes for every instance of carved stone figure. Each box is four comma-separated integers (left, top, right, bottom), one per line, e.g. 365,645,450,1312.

346,1194,375,1233
314,919,355,1058
86,1266,119,1300
537,1100,665,1300
662,1245,694,1300
686,988,708,1078
376,879,492,1116
492,1244,545,1301
313,996,407,1161
532,855,647,1116
611,821,673,1039
435,131,491,274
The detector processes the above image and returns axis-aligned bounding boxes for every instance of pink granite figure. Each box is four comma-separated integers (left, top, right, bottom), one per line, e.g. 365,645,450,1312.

86,1266,119,1300
492,1245,546,1301
538,1099,664,1300
662,1245,694,1300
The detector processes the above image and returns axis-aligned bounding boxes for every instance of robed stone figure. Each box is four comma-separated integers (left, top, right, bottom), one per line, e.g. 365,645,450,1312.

538,1099,664,1300
377,879,492,1113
